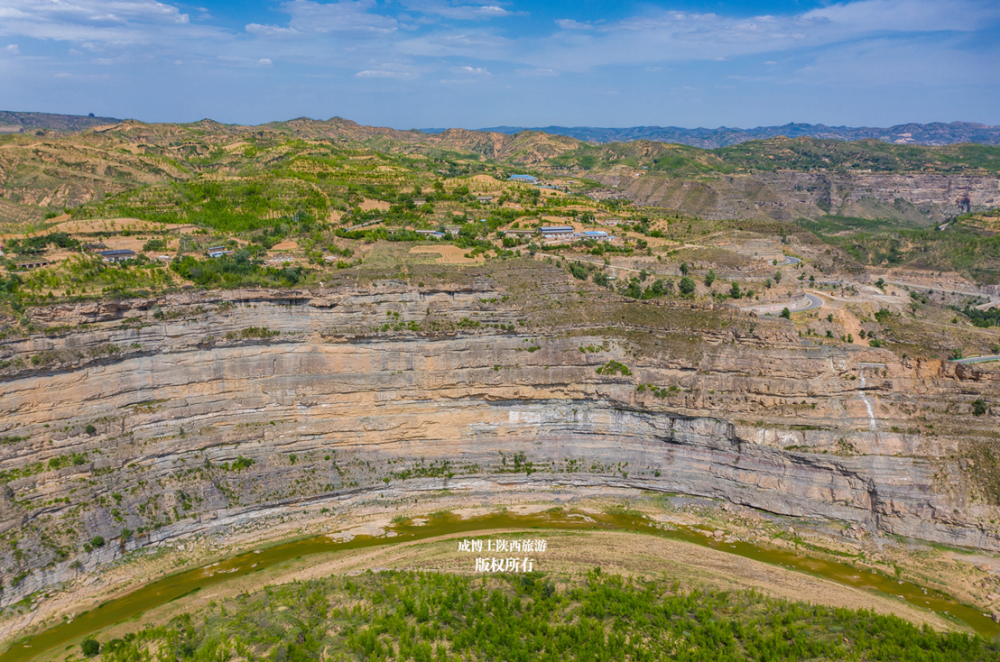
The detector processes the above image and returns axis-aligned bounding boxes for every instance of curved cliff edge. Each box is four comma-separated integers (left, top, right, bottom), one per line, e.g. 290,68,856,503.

0,283,997,607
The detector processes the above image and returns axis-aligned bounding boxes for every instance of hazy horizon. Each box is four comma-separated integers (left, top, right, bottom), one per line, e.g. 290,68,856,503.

2,0,999,129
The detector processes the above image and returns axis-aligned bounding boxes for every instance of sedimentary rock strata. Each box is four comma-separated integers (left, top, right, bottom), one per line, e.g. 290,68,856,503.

0,282,997,606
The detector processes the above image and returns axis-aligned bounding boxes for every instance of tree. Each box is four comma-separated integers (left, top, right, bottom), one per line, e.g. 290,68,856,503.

704,269,716,287
730,282,742,299
85,424,97,436
972,399,989,416
780,308,791,319
90,536,105,548
679,262,689,276
774,269,783,284
81,639,100,657
679,277,696,295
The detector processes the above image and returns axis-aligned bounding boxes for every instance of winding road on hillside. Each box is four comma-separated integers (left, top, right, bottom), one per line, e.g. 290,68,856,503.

743,293,824,316
886,280,1000,310
950,355,1000,365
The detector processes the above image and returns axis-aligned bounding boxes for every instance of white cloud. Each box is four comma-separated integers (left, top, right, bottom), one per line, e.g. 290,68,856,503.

800,0,998,33
515,0,1000,72
0,0,227,48
451,65,489,75
245,24,299,37
356,69,416,78
397,30,512,57
402,1,514,21
217,55,276,67
5,45,19,54
280,0,397,34
556,19,591,30
515,67,558,77
792,36,1000,86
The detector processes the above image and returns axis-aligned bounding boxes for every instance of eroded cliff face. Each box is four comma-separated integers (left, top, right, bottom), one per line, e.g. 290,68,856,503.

613,171,1000,223
0,283,997,606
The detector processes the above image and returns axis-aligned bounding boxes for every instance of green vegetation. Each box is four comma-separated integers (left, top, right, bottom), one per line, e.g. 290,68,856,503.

595,360,632,376
963,306,1000,328
718,138,1000,174
225,327,280,341
77,178,330,233
230,456,256,471
170,252,307,288
972,399,989,417
546,136,1000,176
80,638,100,657
547,141,723,176
796,217,1000,284
3,232,80,256
88,570,999,662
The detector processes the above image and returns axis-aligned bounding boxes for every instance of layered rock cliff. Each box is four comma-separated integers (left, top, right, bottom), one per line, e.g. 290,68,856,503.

0,278,997,606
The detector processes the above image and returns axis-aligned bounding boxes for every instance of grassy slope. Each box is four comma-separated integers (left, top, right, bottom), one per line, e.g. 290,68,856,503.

90,570,999,662
795,213,1000,285
544,137,1000,175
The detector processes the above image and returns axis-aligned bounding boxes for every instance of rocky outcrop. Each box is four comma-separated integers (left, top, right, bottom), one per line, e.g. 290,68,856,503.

0,284,997,606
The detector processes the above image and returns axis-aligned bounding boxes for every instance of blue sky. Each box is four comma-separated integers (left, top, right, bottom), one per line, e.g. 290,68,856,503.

0,0,998,129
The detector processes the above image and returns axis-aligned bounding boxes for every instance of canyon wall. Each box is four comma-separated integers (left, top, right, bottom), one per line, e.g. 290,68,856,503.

0,283,997,606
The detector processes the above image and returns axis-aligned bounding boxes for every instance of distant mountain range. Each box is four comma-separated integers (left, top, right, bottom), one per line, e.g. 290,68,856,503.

425,122,1000,148
3,111,998,149
0,111,121,133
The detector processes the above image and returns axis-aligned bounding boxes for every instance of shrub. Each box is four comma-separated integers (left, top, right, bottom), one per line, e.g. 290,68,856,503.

90,536,105,548
85,424,97,436
81,638,100,657
972,399,989,416
596,361,632,376
780,307,791,319
231,456,255,471
678,277,696,295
